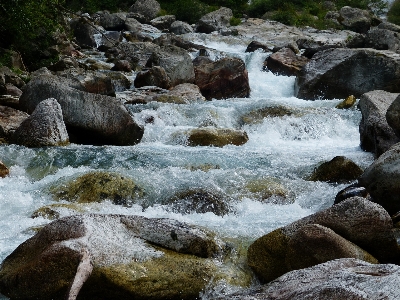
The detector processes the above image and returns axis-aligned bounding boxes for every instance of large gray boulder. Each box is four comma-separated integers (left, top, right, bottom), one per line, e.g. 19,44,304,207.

129,0,161,23
146,45,195,87
386,94,400,138
359,142,400,215
196,7,233,33
0,214,226,300
96,11,126,31
295,48,400,100
194,57,250,100
116,42,161,70
19,75,143,146
12,98,69,147
170,21,194,35
338,6,377,33
359,90,400,157
365,28,400,52
218,258,400,300
247,197,398,283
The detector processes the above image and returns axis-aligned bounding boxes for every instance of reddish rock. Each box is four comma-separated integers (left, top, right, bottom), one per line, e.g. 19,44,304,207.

265,48,309,76
111,60,132,72
0,160,9,178
194,57,250,100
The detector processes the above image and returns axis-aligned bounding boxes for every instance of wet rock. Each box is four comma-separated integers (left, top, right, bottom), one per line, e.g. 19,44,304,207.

309,156,363,183
153,34,203,52
31,203,83,220
111,59,132,72
265,47,309,76
360,90,400,157
31,206,61,220
247,197,398,283
80,72,115,96
295,48,400,100
107,72,131,92
244,178,292,205
129,0,161,23
50,171,144,206
70,17,100,48
186,127,249,147
0,160,9,178
11,98,69,147
166,189,232,216
245,41,272,53
151,15,176,30
336,95,356,109
134,66,171,89
365,28,400,52
334,183,368,204
378,21,400,33
0,214,224,300
168,83,205,103
338,6,378,34
146,45,195,87
96,31,122,52
359,142,400,215
19,75,143,146
170,21,194,35
96,11,126,31
194,57,250,100
196,7,233,34
386,94,400,139
0,106,29,139
47,56,80,72
240,105,294,125
219,258,400,300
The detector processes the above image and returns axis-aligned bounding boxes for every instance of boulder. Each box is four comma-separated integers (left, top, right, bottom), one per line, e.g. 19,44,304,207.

152,34,203,52
309,156,363,183
196,7,233,34
186,127,249,147
0,160,9,178
365,28,400,52
146,45,195,87
0,214,224,299
240,105,294,125
0,106,29,139
334,184,369,204
359,142,400,215
359,90,400,157
244,178,291,205
335,95,356,109
70,17,100,48
11,98,69,147
166,189,232,216
168,83,205,103
111,60,132,72
170,21,194,35
247,197,398,283
295,48,400,100
386,94,400,138
134,66,171,89
18,75,143,146
245,41,272,53
96,31,122,52
151,15,176,30
378,21,400,33
0,66,25,88
79,72,115,96
219,259,400,300
338,6,378,34
265,47,309,76
194,57,250,100
96,11,126,31
129,0,161,23
47,56,80,72
50,171,144,206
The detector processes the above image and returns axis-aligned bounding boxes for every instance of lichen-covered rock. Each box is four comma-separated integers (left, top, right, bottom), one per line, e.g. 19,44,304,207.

196,7,233,34
50,171,144,206
0,105,29,140
336,95,356,109
194,57,250,100
265,48,309,76
295,48,400,100
12,98,69,147
170,21,193,35
129,0,161,23
0,160,9,178
360,90,400,157
338,6,377,33
359,142,400,215
166,189,232,216
0,214,226,300
218,258,400,300
248,197,398,283
186,127,249,147
309,156,363,183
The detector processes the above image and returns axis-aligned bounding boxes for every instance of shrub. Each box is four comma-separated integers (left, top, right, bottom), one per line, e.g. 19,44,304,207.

230,16,242,26
158,0,209,24
388,0,400,25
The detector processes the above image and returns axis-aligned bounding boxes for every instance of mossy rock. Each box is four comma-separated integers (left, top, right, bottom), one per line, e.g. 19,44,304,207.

245,178,292,205
153,94,186,104
186,164,220,172
187,127,248,147
241,106,294,125
336,95,356,109
167,189,232,216
50,171,144,206
0,160,9,178
31,203,84,220
309,156,363,183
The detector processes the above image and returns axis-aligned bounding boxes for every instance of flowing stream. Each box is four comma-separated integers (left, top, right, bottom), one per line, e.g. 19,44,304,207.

0,38,374,298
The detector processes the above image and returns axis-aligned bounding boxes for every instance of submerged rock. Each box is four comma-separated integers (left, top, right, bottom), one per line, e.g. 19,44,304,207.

0,214,226,300
240,105,294,125
247,197,398,283
50,171,144,206
0,160,9,178
309,156,363,183
12,98,69,147
186,127,249,147
244,178,292,205
335,95,356,109
219,258,400,300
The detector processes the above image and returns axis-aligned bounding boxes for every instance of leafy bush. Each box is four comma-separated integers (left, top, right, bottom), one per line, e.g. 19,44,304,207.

388,0,400,24
158,0,209,24
230,16,242,26
64,0,131,13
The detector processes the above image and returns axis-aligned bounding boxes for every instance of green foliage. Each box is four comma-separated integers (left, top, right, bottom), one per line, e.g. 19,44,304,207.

158,0,209,24
230,16,242,26
64,0,131,13
388,0,400,25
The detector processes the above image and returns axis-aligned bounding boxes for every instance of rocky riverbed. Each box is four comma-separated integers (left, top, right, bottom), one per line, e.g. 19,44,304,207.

2,0,400,299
